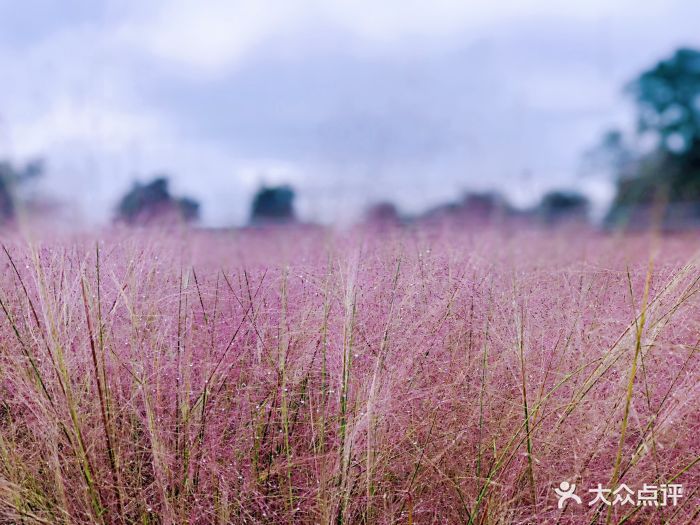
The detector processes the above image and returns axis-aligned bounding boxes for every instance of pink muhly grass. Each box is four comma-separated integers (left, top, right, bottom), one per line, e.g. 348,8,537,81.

0,226,698,524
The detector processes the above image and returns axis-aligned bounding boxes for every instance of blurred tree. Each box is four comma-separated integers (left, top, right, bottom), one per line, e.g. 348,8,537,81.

420,191,509,224
364,201,400,225
536,190,590,224
178,196,200,222
460,191,507,219
250,185,295,223
604,48,700,227
582,130,635,177
629,48,700,154
116,176,200,225
0,158,43,222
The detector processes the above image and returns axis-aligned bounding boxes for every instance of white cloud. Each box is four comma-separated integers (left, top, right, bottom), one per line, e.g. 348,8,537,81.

119,0,311,73
116,0,672,73
12,100,165,156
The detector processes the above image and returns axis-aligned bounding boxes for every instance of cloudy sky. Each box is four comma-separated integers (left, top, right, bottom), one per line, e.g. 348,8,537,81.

1,0,699,225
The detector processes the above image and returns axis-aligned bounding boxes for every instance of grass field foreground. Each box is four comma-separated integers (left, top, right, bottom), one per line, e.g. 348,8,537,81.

0,226,699,524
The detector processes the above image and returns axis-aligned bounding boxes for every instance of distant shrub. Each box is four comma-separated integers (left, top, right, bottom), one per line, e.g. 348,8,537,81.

0,158,43,222
116,176,199,225
536,190,590,224
250,185,295,224
364,201,400,225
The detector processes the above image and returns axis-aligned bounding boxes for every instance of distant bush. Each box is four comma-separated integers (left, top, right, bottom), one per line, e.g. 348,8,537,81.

536,190,590,224
116,176,199,225
0,158,43,222
250,185,295,224
364,201,400,225
420,191,509,225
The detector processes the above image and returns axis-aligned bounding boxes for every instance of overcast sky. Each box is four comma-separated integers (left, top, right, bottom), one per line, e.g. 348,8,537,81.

1,0,699,225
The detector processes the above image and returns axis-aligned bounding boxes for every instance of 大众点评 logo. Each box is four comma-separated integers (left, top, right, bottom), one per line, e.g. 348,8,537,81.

554,481,683,509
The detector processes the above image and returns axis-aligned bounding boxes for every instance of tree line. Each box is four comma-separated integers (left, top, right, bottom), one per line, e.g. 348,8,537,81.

1,47,699,229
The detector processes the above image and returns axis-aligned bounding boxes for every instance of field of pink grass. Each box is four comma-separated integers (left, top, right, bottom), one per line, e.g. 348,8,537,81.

0,225,699,524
